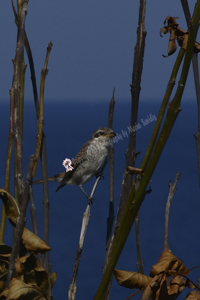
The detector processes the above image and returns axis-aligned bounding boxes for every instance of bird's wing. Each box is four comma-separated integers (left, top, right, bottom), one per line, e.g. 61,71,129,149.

55,141,90,192
71,140,90,167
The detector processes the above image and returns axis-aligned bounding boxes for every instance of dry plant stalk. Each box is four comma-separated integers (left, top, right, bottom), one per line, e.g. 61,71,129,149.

104,88,115,269
164,172,181,251
68,175,102,300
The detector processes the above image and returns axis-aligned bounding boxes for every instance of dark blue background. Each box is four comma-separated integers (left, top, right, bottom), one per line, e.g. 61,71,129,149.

1,99,200,299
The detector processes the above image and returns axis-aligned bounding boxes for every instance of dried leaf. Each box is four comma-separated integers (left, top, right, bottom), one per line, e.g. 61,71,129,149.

141,273,163,300
127,166,145,175
185,290,200,300
22,228,51,253
15,254,53,297
164,16,179,26
0,288,9,299
160,16,197,57
194,41,200,53
168,275,186,295
150,250,190,277
7,278,47,300
160,26,168,37
0,243,12,281
15,253,41,276
0,190,51,254
114,269,152,290
0,189,19,224
48,272,57,289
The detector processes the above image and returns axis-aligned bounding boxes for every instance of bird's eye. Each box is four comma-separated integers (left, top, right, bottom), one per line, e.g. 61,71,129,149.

94,131,104,138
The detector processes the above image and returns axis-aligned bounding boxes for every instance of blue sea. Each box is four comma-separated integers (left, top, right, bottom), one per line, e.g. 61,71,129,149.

0,99,200,299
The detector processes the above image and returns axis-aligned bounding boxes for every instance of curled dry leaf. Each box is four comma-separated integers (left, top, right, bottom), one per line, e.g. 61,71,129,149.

150,250,190,277
141,273,163,300
127,166,145,175
48,272,57,289
114,269,152,290
6,278,47,300
0,189,51,254
14,253,57,296
164,29,177,57
22,227,51,253
0,243,12,281
15,253,41,276
185,290,200,300
168,275,186,295
0,189,20,225
160,16,200,57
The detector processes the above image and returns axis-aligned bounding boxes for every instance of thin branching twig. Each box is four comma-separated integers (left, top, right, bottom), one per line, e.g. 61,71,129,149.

102,1,147,297
164,173,181,251
94,2,200,298
104,88,115,267
68,176,101,300
6,155,34,286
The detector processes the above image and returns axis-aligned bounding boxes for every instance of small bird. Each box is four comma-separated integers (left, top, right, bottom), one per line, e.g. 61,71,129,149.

34,127,116,202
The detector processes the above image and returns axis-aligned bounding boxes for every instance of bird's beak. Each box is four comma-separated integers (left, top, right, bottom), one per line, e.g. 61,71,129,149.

106,132,116,138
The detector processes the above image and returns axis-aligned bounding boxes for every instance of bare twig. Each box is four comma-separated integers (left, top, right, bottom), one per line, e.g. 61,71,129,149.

29,185,43,266
102,1,147,297
6,155,34,286
1,90,15,241
12,0,29,208
134,175,144,274
116,0,146,224
105,88,115,266
32,42,53,180
164,173,181,251
68,176,101,300
41,133,51,272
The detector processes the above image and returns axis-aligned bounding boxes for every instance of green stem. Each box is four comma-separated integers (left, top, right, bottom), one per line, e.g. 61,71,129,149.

141,47,185,170
93,1,200,298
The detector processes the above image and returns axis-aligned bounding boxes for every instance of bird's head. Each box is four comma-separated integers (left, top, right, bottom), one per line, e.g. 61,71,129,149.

91,127,116,147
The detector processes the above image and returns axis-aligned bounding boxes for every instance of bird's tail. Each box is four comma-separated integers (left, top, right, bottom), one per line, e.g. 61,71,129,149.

55,181,66,192
33,172,65,184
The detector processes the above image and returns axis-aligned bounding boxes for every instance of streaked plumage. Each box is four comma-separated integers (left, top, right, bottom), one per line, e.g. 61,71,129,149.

34,127,116,201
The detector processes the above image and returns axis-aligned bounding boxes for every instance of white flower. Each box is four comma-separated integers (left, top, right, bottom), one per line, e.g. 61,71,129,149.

62,158,74,172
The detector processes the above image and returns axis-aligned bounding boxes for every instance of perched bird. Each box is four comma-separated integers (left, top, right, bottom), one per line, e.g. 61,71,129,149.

34,127,116,202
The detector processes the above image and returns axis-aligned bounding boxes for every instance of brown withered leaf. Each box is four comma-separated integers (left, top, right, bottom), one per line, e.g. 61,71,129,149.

15,253,40,276
15,253,55,297
6,278,47,300
114,269,152,290
164,16,179,26
0,190,51,254
185,290,200,300
127,166,145,175
49,272,57,289
0,288,9,299
168,275,186,295
0,189,20,225
150,250,190,277
160,16,189,57
22,227,51,253
141,273,163,300
0,243,12,281
162,29,177,57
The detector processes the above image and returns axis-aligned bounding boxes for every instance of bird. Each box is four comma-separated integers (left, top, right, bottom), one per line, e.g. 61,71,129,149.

33,127,116,203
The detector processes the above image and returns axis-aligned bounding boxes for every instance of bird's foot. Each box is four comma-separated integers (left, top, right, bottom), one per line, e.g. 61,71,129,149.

96,172,104,180
87,196,94,205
